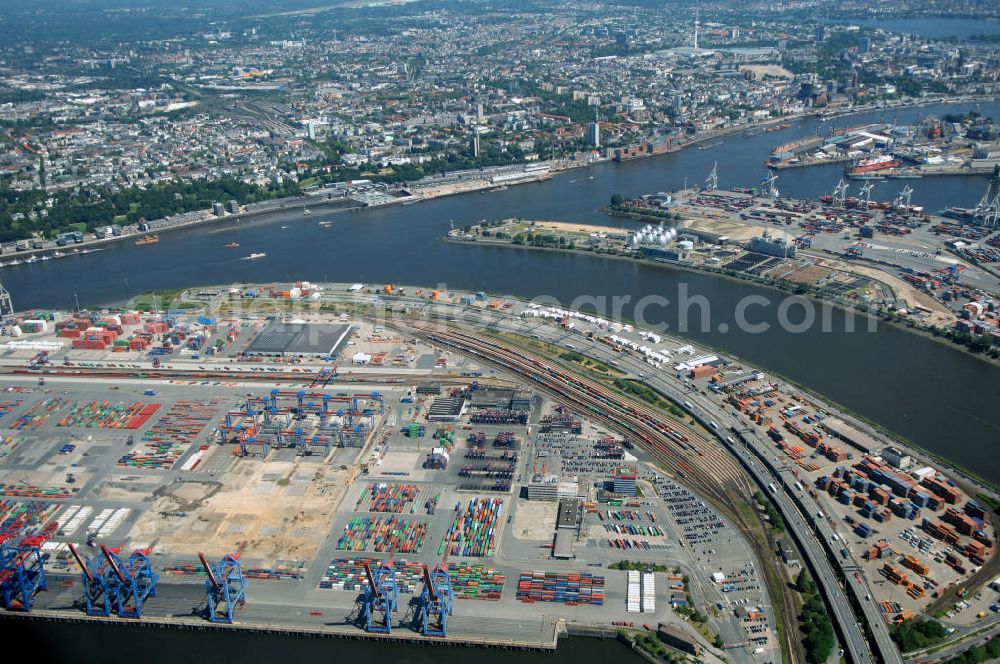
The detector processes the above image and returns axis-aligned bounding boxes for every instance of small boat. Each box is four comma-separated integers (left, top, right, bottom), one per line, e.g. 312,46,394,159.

53,251,64,258
40,255,51,261
244,252,266,260
135,234,160,246
25,255,38,263
303,208,311,215
225,242,240,249
319,222,333,227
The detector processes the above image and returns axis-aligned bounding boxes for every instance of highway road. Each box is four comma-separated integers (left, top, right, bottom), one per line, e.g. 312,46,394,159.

367,294,902,664
507,314,903,664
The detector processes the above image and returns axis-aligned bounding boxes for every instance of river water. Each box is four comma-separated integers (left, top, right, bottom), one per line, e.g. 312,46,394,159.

0,620,629,663
4,101,1000,482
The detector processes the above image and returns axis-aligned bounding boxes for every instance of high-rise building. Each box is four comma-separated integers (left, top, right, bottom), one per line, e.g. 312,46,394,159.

815,24,826,42
470,132,480,158
587,121,601,148
307,122,316,140
858,37,871,54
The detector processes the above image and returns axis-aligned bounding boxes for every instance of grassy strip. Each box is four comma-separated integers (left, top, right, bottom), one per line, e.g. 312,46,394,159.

753,490,786,533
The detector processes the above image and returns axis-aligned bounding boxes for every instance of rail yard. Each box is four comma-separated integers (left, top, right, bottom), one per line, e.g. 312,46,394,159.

0,282,997,663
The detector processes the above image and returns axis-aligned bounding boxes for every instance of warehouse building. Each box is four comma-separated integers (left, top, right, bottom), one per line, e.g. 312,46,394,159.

657,624,702,656
820,416,879,454
245,322,353,358
426,398,467,422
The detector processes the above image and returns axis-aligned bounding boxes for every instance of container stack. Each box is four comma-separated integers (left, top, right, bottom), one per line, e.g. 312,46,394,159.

642,572,656,613
517,570,605,606
318,558,424,593
335,515,427,553
57,400,161,430
447,562,505,600
356,482,420,514
118,401,218,469
440,497,502,558
627,570,641,613
11,397,68,430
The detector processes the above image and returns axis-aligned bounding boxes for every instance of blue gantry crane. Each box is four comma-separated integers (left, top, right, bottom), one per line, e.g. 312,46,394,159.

70,542,114,616
104,545,158,618
0,540,47,611
200,552,247,623
362,560,398,633
69,543,158,618
419,563,453,637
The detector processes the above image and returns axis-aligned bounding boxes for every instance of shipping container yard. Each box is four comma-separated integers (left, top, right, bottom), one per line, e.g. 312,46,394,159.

19,282,972,661
683,364,998,625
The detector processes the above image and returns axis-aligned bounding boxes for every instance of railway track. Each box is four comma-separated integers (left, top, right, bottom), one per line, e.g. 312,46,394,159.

3,366,514,389
402,322,806,662
401,322,749,513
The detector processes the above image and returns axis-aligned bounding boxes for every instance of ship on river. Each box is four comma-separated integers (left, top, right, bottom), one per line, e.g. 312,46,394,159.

846,155,901,178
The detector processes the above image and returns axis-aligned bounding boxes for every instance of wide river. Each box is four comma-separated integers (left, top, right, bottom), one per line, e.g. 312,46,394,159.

4,101,1000,482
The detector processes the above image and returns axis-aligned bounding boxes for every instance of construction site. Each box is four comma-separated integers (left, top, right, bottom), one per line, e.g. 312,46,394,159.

0,288,781,663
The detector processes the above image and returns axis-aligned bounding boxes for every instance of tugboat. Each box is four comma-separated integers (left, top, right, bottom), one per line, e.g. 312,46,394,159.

225,242,240,249
135,234,160,246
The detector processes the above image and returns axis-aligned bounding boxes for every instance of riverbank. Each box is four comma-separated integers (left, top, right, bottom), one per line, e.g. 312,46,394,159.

442,232,1000,368
7,95,993,270
0,609,561,651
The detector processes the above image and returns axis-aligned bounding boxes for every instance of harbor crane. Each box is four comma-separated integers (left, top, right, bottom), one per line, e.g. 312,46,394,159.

973,170,1000,228
831,178,849,207
68,543,158,618
0,284,12,319
705,162,718,191
70,542,121,616
200,552,247,624
0,539,47,611
859,181,874,210
362,560,399,633
419,563,454,637
760,170,779,199
893,185,914,209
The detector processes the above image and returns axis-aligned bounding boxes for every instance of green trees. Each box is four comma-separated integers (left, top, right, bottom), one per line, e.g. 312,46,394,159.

795,569,816,595
0,176,301,240
794,573,835,664
941,638,1000,664
889,619,947,652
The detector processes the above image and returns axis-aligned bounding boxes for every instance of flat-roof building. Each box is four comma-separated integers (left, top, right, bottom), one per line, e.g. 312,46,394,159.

426,398,467,422
245,322,353,358
820,417,879,453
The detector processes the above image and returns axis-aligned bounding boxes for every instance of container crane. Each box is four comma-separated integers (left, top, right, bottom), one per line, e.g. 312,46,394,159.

419,563,454,637
69,542,114,616
0,541,47,611
200,552,247,623
705,162,718,191
362,560,398,633
100,545,158,618
69,543,157,618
